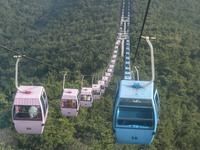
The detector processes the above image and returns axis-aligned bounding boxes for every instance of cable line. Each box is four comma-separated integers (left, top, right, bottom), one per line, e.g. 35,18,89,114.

0,45,62,70
133,0,152,64
1,45,99,76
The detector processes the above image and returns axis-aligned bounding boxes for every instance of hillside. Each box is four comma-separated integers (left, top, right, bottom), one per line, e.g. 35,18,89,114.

0,0,200,149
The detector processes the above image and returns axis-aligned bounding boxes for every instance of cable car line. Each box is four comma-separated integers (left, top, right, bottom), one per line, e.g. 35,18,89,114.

3,0,120,134
133,0,152,64
0,45,104,76
0,45,62,71
3,0,159,138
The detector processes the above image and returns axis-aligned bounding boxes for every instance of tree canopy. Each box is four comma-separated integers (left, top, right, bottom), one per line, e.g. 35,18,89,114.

0,0,200,149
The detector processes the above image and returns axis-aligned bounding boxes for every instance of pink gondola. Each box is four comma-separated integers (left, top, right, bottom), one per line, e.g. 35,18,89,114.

112,54,117,59
92,84,101,100
109,64,115,69
107,68,113,74
115,41,119,46
111,59,116,65
102,76,109,87
80,75,94,107
12,56,48,134
80,87,93,107
111,55,117,65
114,49,118,55
98,80,106,93
61,72,79,116
117,39,121,45
61,89,79,116
13,86,48,134
105,72,112,82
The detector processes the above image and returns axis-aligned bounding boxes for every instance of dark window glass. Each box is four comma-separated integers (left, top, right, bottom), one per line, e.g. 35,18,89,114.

62,100,77,108
40,95,46,117
93,90,100,95
43,91,48,112
80,95,92,101
13,105,42,121
116,107,154,129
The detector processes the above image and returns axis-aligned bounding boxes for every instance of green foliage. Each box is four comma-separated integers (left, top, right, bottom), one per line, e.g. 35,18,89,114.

0,93,7,116
0,0,200,149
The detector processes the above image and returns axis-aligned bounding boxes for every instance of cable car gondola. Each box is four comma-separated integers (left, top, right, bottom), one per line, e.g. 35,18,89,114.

125,57,130,61
124,71,131,77
60,72,80,116
111,59,116,65
125,61,130,67
12,56,49,134
116,39,121,46
113,37,160,145
105,72,112,82
109,64,115,69
125,51,130,57
80,76,94,107
112,54,117,59
102,76,109,87
107,68,114,75
126,48,130,52
114,50,118,55
92,84,101,100
124,66,131,72
80,87,93,107
98,80,106,93
124,75,132,80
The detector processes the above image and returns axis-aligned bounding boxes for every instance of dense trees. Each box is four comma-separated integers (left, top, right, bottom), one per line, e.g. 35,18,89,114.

130,0,200,149
0,0,200,149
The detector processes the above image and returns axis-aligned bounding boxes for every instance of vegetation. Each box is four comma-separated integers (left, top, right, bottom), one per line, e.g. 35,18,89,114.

0,0,200,149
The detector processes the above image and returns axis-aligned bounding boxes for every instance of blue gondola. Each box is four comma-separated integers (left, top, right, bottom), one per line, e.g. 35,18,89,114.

126,46,130,52
124,59,130,70
125,60,130,67
125,52,130,57
125,57,130,61
124,71,131,76
126,51,130,55
113,80,159,144
126,49,130,53
124,66,130,72
125,62,130,68
113,36,160,145
124,75,132,80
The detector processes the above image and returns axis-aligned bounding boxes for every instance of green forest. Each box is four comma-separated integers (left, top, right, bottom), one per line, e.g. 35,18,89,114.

0,0,200,149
